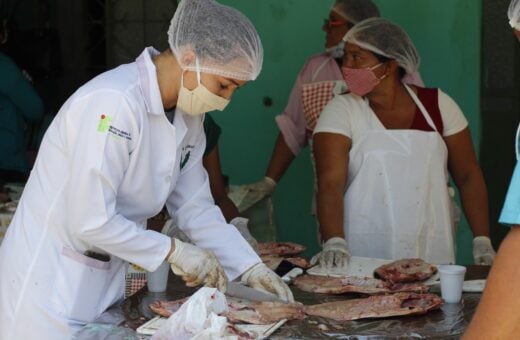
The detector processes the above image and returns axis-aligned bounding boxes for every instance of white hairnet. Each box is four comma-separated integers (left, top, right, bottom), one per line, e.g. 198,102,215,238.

508,0,520,30
332,0,380,25
168,0,263,81
343,18,420,76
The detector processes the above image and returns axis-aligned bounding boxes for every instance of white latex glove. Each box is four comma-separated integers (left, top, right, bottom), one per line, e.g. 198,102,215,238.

168,238,227,292
241,263,294,302
244,176,277,195
240,177,277,211
310,237,351,269
161,219,192,244
473,236,496,265
230,217,259,253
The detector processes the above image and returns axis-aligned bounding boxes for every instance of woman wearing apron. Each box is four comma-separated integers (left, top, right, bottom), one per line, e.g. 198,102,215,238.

242,0,380,211
464,1,520,337
311,18,495,270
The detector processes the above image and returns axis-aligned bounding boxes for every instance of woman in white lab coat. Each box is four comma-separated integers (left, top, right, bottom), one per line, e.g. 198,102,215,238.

0,0,292,338
310,18,496,270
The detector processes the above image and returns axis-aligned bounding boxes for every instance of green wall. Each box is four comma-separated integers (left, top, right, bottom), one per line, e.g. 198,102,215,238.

215,0,482,264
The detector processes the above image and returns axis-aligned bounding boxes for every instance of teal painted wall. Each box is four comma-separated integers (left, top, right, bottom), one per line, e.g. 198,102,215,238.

215,0,482,264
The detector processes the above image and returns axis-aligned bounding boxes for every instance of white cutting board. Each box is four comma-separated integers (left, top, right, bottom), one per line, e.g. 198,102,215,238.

307,256,440,285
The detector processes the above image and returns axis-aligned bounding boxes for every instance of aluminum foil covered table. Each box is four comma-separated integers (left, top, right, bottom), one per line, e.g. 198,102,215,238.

108,265,488,339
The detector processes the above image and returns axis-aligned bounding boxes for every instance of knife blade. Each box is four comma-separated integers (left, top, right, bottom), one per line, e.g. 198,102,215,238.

226,282,284,303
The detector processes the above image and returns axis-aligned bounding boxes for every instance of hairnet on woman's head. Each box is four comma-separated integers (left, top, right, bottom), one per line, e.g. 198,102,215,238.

343,18,420,76
332,0,380,25
509,0,520,30
168,0,263,81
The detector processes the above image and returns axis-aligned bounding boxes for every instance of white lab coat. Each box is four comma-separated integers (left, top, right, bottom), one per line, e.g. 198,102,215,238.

0,47,260,339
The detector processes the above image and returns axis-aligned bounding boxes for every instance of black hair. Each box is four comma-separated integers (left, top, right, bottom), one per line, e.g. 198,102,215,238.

373,52,406,79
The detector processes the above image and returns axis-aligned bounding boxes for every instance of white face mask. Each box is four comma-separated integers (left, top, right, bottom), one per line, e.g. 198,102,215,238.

325,41,345,59
177,59,230,116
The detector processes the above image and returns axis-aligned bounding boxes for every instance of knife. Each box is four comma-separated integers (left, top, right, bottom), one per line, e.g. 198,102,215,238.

226,282,284,303
281,267,303,284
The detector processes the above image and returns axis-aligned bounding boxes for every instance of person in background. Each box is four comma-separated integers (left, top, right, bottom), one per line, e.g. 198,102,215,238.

0,0,292,338
0,19,44,182
242,0,380,219
161,113,258,250
463,1,520,338
311,18,495,271
202,114,258,248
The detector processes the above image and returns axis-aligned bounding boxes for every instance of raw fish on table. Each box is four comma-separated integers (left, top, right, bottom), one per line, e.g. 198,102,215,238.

261,255,310,270
374,258,437,283
149,297,305,325
293,275,429,295
304,293,443,321
258,242,305,256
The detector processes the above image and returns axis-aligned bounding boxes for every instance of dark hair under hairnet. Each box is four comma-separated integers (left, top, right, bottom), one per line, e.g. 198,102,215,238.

168,0,263,81
332,0,380,25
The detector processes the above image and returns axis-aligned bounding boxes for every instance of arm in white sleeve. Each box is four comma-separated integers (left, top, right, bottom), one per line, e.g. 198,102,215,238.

314,96,353,138
166,130,261,281
65,93,170,272
438,89,468,137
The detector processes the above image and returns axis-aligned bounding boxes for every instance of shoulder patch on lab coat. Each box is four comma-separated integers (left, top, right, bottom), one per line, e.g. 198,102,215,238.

97,114,132,141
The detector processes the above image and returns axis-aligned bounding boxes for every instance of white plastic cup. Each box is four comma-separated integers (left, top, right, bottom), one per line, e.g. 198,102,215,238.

147,261,170,293
438,265,466,303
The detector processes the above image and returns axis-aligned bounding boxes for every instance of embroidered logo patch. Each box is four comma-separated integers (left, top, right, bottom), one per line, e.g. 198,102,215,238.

180,145,195,170
97,114,132,141
97,114,112,132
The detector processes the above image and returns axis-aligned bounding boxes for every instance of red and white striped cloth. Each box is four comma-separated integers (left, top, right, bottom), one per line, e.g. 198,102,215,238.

301,80,347,138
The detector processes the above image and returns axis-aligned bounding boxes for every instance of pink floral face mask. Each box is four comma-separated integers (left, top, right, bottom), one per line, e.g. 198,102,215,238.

342,63,386,96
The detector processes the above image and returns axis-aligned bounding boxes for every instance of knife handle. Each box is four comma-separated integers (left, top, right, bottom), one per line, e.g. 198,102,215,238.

282,268,303,283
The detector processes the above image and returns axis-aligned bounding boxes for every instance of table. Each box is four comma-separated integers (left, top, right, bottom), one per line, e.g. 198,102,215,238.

102,265,488,339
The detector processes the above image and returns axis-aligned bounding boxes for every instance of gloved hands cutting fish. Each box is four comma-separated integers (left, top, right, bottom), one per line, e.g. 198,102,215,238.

167,238,227,292
472,236,496,265
230,217,259,253
241,263,295,302
310,237,351,270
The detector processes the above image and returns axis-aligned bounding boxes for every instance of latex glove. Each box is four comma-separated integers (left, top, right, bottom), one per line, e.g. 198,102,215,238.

244,176,277,195
240,177,277,211
310,237,350,269
473,236,496,265
161,219,192,244
230,217,259,253
241,263,294,302
168,238,227,292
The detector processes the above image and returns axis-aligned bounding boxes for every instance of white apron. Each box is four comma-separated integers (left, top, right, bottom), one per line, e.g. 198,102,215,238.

344,85,455,264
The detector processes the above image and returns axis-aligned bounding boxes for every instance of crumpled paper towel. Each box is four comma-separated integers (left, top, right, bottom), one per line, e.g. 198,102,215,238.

151,287,235,340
